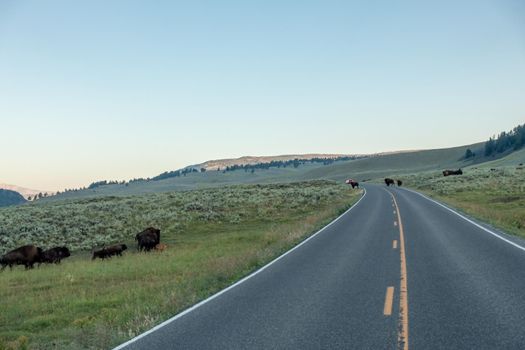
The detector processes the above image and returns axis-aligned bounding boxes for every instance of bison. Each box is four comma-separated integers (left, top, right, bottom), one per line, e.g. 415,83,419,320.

443,169,463,176
384,178,395,186
92,244,127,260
0,245,43,270
136,227,161,252
40,246,71,265
397,180,403,186
345,179,359,189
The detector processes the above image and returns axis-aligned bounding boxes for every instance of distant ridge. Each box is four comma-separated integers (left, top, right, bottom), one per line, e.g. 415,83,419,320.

191,151,415,171
0,189,27,207
0,183,51,199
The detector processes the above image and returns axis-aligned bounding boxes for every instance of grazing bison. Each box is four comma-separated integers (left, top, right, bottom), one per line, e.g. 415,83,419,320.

443,169,463,176
41,246,71,264
138,235,157,252
92,244,127,260
384,178,395,186
92,248,109,260
136,227,161,252
397,180,403,186
0,245,43,270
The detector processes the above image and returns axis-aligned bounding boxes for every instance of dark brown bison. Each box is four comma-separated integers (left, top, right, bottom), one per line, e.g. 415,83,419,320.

40,246,71,264
385,178,395,186
397,180,403,186
1,245,43,270
345,179,359,189
92,244,127,260
135,227,161,252
443,169,463,176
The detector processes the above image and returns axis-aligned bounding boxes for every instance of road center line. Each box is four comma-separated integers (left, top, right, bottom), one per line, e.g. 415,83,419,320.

384,286,395,316
393,240,398,249
386,190,409,350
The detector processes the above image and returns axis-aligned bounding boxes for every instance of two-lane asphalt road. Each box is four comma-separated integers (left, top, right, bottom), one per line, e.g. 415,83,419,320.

116,184,525,349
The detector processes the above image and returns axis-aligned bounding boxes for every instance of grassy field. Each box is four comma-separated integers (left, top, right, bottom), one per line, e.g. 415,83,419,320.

0,181,361,350
402,166,525,238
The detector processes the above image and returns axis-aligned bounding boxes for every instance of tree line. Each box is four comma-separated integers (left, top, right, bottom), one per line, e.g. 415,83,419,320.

219,156,362,173
484,123,525,157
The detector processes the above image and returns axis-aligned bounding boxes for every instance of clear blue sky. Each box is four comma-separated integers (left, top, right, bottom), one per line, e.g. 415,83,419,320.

1,0,524,190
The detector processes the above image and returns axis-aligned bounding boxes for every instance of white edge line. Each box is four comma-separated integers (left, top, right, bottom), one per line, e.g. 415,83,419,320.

402,187,525,253
113,188,367,350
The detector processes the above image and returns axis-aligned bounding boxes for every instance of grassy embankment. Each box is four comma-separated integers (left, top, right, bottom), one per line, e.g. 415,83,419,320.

0,181,361,350
403,166,525,238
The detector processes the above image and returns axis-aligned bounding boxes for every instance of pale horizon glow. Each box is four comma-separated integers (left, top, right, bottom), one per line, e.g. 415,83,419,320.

1,0,524,191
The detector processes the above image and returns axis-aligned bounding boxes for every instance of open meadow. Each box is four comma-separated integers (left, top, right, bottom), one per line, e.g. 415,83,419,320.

0,181,361,349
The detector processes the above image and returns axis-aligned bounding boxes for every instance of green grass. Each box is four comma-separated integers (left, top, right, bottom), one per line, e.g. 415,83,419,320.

402,166,525,238
0,181,361,349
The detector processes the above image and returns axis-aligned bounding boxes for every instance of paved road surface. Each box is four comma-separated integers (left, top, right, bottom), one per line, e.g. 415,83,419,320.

116,184,525,349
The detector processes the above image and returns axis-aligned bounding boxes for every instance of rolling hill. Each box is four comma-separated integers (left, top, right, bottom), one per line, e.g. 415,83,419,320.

41,140,511,202
299,142,487,182
192,154,362,171
0,189,27,207
0,183,50,200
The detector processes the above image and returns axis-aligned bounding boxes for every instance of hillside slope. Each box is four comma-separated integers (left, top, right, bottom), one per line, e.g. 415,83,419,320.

473,148,525,168
301,143,486,182
0,189,27,207
0,183,49,199
42,142,500,202
193,153,360,171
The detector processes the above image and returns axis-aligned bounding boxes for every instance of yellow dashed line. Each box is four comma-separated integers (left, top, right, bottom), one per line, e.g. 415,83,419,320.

384,286,395,316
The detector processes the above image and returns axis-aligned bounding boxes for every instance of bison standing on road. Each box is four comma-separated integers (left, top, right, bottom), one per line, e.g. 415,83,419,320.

0,245,43,270
136,227,161,252
384,178,395,186
41,246,71,264
397,180,403,186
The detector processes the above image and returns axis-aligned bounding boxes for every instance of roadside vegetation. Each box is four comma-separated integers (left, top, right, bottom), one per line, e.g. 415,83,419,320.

403,166,525,238
0,181,361,349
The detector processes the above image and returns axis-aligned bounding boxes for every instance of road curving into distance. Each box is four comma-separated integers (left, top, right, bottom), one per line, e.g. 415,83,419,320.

115,184,525,349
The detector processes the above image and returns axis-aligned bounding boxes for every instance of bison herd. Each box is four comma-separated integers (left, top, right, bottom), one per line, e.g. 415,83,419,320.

384,178,402,186
0,226,164,271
